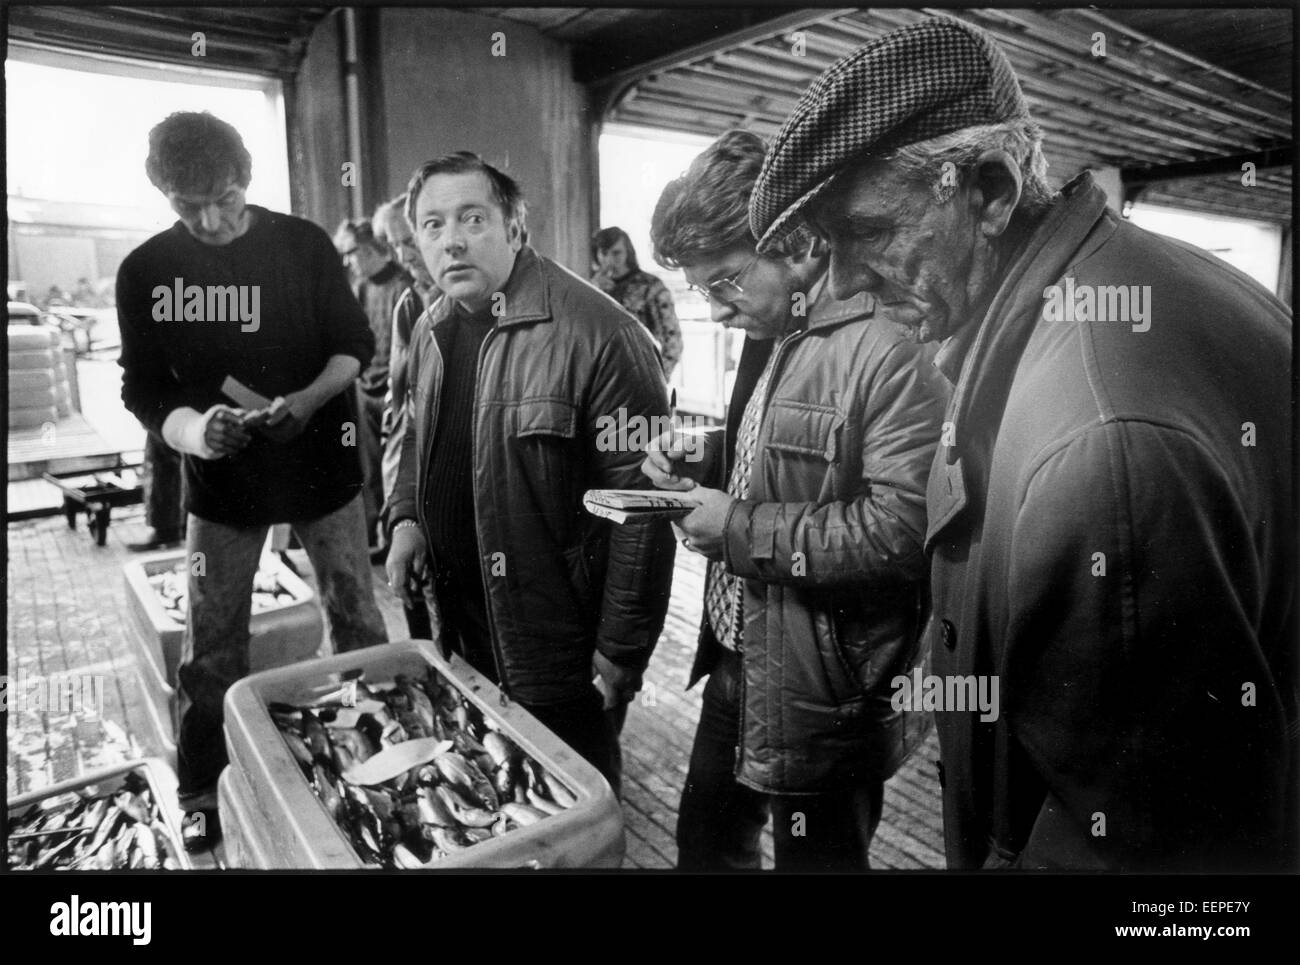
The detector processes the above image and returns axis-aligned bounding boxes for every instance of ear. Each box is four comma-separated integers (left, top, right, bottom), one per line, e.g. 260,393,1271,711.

787,232,825,268
970,149,1023,239
506,218,524,250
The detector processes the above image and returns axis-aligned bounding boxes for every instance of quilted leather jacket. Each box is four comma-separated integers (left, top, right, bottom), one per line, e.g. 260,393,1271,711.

719,279,948,793
388,245,676,705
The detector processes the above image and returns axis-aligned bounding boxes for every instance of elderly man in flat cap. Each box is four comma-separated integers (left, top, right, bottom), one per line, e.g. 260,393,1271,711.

752,16,1295,872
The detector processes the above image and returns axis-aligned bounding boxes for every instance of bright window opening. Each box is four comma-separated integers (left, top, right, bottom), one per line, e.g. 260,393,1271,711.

6,44,290,305
1129,203,1283,295
599,124,732,417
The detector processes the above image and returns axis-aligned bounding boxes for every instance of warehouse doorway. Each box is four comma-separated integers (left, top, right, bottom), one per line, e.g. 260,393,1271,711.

598,123,734,419
6,42,292,502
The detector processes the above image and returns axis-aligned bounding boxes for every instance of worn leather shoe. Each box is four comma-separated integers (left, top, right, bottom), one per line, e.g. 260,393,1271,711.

127,530,183,552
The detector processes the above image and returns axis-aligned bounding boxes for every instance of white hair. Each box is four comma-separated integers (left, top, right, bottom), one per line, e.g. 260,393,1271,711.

371,195,409,244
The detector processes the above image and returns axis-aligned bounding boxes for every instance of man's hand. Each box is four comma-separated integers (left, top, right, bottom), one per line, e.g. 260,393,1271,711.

203,405,254,457
385,523,429,607
641,427,716,491
592,650,642,710
258,389,320,443
674,486,735,561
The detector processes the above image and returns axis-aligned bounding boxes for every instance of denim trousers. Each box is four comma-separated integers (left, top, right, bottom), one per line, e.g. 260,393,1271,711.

676,648,884,871
175,493,388,799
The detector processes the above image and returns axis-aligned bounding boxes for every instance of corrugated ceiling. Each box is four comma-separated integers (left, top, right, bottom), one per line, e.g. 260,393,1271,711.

7,5,331,76
6,5,1292,224
602,7,1293,224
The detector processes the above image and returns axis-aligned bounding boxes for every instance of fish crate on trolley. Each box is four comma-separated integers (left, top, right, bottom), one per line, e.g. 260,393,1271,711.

219,639,626,869
7,758,191,870
122,550,326,760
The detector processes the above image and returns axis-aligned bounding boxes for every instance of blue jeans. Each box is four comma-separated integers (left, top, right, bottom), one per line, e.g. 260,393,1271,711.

675,648,884,871
175,493,388,799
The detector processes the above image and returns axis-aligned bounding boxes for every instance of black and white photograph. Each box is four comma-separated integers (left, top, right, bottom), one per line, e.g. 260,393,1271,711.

3,0,1296,936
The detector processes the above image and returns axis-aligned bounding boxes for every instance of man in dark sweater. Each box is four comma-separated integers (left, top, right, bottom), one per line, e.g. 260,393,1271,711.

334,218,412,556
117,112,388,850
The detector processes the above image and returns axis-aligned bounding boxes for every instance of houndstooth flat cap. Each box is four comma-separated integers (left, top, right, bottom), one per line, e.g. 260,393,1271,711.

750,16,1030,252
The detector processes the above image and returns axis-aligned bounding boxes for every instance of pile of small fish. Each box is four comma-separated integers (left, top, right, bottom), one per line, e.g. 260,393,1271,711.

270,668,577,867
149,560,297,623
8,769,184,870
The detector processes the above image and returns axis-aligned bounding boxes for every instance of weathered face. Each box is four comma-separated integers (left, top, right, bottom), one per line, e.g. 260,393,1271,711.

597,239,629,276
167,177,249,246
378,208,436,292
682,243,802,341
806,160,989,342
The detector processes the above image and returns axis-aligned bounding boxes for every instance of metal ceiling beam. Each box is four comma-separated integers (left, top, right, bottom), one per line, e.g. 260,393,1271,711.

793,17,1250,158
589,8,856,117
949,8,1291,136
1066,8,1292,110
1121,147,1295,207
1124,146,1294,186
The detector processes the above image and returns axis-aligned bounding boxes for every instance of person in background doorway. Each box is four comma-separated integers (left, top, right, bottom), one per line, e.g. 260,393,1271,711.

334,218,412,561
372,194,439,640
591,226,682,380
72,277,97,306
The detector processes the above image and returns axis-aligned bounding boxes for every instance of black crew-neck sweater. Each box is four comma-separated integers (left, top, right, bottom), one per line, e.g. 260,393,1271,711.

423,301,496,589
116,205,376,525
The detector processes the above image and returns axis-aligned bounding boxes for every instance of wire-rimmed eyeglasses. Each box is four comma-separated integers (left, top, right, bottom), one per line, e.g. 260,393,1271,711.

687,254,760,305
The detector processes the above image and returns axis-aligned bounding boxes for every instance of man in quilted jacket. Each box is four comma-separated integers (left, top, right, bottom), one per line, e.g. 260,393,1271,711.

645,130,947,870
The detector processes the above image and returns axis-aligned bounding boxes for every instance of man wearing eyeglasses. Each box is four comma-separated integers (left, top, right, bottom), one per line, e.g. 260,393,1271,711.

644,130,947,870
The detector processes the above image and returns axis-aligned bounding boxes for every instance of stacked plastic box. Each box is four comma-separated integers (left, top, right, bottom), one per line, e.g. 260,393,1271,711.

219,639,625,869
7,758,191,870
122,550,326,761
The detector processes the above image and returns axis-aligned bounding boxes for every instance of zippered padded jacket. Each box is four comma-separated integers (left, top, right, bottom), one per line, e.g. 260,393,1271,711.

389,245,676,705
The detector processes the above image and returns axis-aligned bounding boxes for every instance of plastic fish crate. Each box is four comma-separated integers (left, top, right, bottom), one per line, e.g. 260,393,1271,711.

220,639,625,869
7,757,191,870
123,550,327,749
217,764,272,871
